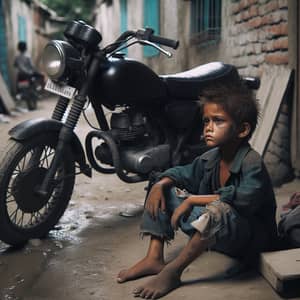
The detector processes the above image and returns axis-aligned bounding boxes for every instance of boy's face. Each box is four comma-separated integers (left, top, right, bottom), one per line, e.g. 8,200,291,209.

202,102,237,147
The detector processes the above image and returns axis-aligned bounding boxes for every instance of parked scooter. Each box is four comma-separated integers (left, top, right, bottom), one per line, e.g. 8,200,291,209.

0,21,259,246
16,73,44,110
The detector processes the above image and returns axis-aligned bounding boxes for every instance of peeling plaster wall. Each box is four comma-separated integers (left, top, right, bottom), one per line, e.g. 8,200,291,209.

3,0,37,93
94,2,121,51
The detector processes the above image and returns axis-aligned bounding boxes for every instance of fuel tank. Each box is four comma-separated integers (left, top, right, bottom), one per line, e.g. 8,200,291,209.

89,58,167,107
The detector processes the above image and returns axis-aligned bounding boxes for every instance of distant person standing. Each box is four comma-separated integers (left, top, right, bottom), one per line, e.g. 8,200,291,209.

14,41,43,111
14,41,37,80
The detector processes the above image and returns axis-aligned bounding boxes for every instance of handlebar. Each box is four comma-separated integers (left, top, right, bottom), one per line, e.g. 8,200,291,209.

136,28,179,49
149,35,179,50
104,28,179,55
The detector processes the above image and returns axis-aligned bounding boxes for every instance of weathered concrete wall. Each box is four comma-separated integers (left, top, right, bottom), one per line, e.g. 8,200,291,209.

94,2,121,51
94,0,290,72
2,0,51,93
3,0,33,91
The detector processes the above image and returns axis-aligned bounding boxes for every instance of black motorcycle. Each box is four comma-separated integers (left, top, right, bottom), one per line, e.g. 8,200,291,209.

0,21,259,246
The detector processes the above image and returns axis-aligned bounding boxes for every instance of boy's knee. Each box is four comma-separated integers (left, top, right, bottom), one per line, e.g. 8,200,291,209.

140,210,174,241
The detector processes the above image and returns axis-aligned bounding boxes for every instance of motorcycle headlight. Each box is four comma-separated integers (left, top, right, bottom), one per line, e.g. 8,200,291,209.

42,40,81,81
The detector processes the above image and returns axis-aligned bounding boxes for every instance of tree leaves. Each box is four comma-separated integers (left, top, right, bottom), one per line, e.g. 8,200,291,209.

40,0,96,23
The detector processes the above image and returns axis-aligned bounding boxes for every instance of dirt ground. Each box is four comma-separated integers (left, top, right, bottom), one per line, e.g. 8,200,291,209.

0,97,299,300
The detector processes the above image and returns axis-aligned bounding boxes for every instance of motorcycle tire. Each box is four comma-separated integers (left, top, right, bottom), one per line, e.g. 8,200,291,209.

0,133,75,246
26,98,37,111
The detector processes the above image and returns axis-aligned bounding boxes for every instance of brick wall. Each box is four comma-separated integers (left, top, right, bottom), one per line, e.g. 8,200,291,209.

230,0,293,186
230,0,288,78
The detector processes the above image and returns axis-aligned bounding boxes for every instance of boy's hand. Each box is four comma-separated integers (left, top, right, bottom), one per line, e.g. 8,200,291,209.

145,183,166,219
171,199,192,231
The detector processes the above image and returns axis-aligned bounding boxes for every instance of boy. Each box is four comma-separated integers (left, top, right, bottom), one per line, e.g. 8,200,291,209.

117,82,277,299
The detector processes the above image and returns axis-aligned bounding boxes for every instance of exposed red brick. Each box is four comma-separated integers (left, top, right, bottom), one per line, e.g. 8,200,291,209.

258,29,267,41
262,40,273,52
266,0,279,12
259,0,279,16
248,16,263,28
241,10,251,21
231,3,240,14
240,0,259,10
265,52,289,64
261,11,287,26
249,5,259,18
261,14,272,25
240,0,250,10
267,22,288,37
253,42,263,54
244,44,262,55
273,37,288,49
262,39,287,52
278,0,288,9
239,22,249,33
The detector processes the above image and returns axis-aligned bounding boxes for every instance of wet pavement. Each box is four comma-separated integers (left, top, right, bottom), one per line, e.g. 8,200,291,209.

0,97,299,300
0,97,147,299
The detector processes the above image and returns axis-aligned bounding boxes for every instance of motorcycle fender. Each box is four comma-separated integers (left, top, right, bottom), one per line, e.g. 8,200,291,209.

9,118,92,177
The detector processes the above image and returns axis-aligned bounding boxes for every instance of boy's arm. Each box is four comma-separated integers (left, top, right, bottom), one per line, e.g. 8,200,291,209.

159,157,204,194
171,194,219,230
186,194,220,206
145,177,175,218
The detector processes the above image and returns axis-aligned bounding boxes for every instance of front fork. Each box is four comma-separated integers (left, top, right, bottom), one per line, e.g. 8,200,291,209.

37,53,103,197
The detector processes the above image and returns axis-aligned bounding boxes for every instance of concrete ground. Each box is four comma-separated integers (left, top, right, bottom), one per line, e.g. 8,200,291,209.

0,97,299,300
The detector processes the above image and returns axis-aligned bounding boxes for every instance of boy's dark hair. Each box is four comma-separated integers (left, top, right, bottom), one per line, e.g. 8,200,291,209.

199,81,259,140
17,41,27,53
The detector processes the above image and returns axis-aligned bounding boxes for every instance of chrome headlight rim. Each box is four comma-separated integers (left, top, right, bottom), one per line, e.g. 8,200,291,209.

43,40,67,81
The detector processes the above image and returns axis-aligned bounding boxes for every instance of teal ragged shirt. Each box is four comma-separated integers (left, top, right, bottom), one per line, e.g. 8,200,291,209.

160,143,278,250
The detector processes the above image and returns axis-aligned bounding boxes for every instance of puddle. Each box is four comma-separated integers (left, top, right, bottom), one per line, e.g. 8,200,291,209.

0,200,143,299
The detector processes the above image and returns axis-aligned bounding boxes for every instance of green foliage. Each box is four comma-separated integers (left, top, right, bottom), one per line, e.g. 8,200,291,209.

40,0,96,23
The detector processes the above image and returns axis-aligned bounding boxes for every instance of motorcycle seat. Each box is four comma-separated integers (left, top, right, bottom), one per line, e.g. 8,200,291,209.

160,62,239,99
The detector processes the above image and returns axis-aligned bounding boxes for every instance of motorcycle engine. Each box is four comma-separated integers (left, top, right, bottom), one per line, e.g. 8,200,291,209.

110,110,146,142
94,110,170,175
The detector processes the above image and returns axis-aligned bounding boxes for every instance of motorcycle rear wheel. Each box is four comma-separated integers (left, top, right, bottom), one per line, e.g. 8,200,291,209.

0,133,75,246
26,98,37,111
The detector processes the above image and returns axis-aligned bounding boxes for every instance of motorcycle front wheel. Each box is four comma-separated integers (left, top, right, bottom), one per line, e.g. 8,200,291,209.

0,133,75,246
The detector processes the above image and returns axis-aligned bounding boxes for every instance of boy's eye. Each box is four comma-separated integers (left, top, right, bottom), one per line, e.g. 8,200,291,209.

203,117,209,124
213,117,225,124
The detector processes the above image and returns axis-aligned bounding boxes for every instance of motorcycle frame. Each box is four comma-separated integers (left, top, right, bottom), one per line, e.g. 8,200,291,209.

12,33,204,196
35,51,106,197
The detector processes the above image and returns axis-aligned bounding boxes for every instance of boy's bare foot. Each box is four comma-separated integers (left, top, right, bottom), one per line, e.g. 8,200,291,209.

117,257,164,283
132,266,181,299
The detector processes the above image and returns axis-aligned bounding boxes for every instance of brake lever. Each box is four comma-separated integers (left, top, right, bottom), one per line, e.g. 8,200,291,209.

140,40,172,58
107,40,140,57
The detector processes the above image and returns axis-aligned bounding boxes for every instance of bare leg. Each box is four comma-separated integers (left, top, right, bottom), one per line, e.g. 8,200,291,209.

133,232,210,299
117,236,165,283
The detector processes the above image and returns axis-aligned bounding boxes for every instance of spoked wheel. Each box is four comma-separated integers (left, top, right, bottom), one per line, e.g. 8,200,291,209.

0,133,75,246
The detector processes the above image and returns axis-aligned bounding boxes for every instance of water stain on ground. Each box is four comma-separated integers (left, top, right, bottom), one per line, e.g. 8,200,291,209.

0,200,144,300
